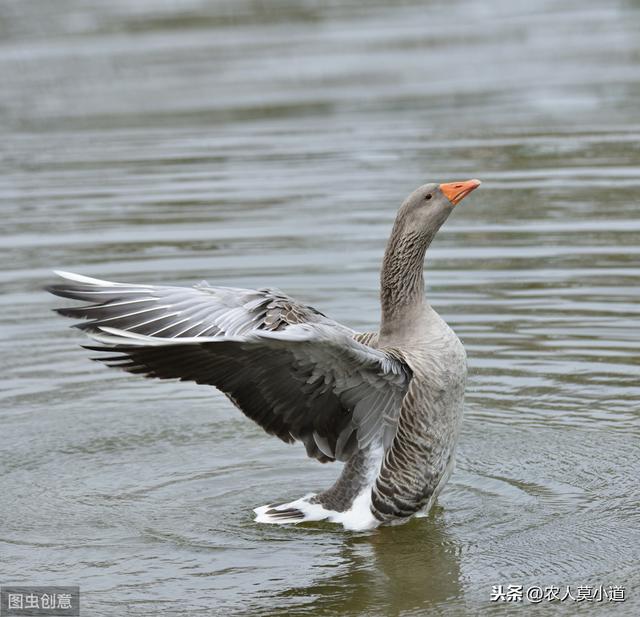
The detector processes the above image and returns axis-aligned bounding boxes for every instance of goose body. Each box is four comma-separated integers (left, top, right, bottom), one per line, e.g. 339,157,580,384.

48,179,480,530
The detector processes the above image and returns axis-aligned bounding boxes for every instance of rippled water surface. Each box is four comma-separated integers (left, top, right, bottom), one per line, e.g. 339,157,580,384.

1,1,639,615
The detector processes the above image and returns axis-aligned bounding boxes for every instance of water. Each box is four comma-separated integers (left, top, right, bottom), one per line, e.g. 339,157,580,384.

1,0,639,615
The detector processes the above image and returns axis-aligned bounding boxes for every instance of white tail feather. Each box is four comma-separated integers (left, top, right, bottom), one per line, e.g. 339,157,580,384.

253,490,379,531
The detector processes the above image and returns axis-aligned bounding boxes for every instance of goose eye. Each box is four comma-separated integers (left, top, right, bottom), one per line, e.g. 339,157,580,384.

425,193,432,201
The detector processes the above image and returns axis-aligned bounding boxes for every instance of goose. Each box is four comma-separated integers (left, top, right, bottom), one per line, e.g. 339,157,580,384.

48,178,481,531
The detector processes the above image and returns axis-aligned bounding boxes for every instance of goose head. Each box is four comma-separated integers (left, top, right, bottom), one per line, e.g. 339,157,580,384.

393,179,482,240
379,178,482,336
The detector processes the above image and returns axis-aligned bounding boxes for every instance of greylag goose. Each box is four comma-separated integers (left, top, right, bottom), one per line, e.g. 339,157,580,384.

48,179,481,531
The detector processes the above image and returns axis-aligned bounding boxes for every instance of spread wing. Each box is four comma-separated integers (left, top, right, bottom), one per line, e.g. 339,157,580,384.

48,271,412,462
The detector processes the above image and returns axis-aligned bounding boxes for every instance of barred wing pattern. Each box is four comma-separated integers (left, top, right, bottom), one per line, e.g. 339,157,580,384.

48,272,411,462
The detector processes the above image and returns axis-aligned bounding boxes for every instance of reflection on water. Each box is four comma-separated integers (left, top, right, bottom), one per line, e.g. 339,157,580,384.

1,0,639,615
281,512,462,616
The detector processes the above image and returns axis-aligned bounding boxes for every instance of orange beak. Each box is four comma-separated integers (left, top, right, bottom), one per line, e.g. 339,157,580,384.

439,179,482,205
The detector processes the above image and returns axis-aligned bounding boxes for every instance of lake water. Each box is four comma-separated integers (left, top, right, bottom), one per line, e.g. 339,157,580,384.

1,0,639,615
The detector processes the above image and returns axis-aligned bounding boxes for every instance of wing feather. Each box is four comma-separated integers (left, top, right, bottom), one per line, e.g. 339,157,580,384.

48,271,412,462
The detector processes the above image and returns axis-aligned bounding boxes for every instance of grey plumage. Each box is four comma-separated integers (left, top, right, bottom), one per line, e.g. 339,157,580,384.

48,178,480,529
48,273,411,464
